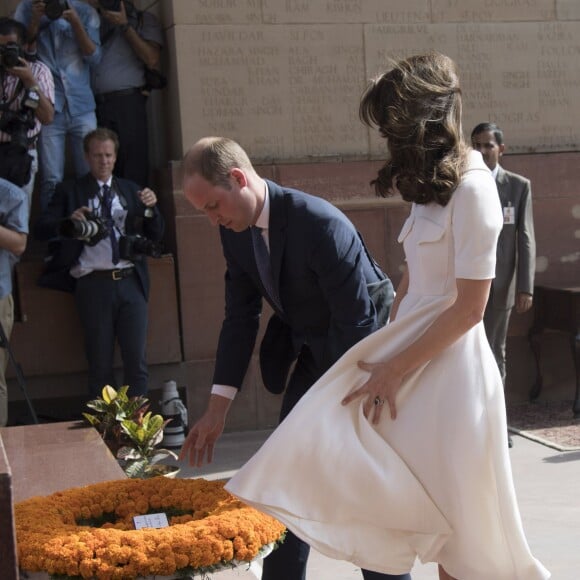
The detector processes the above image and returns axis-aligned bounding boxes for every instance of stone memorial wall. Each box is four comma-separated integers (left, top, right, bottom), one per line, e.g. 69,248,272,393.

2,0,576,420
165,0,580,159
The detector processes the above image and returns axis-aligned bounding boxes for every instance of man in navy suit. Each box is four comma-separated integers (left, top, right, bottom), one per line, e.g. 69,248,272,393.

35,127,164,398
180,137,404,580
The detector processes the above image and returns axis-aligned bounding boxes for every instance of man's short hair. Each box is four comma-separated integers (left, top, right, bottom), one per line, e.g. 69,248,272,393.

0,17,27,45
83,127,120,153
471,122,504,146
182,137,254,189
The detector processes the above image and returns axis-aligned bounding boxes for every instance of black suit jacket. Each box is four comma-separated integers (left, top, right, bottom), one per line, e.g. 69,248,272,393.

213,179,394,393
34,173,164,296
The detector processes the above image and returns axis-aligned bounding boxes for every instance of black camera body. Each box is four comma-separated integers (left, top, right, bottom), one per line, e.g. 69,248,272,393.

59,212,109,246
44,0,69,20
0,43,23,69
99,0,121,11
119,234,162,260
0,85,41,149
0,109,35,150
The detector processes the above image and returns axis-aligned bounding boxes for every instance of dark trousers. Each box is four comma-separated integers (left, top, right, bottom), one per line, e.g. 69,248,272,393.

262,529,411,580
483,302,512,386
96,90,149,188
262,347,411,580
75,271,148,398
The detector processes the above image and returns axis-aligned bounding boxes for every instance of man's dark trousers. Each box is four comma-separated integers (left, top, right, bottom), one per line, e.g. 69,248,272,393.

261,346,411,580
96,91,149,187
75,270,148,398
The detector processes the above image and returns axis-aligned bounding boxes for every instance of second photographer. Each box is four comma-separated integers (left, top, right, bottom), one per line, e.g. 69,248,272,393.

0,17,54,205
34,127,164,398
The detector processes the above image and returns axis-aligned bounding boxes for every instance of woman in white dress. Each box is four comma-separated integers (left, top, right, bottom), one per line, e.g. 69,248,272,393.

227,53,550,580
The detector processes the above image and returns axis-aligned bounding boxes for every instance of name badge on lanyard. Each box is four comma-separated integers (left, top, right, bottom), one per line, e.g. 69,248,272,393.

503,203,515,225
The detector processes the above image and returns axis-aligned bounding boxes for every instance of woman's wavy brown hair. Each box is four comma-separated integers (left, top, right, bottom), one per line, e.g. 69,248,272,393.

360,52,468,206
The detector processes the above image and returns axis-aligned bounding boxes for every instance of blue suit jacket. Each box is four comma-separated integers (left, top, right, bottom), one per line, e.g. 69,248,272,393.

34,173,164,296
213,179,394,391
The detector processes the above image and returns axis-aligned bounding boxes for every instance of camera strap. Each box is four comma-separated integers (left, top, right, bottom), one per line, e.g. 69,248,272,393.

0,73,22,108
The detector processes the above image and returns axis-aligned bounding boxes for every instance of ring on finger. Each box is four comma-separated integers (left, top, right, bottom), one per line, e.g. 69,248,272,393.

373,396,385,406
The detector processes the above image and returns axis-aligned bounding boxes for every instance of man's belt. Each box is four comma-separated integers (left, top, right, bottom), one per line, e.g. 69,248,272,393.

94,87,143,104
86,267,135,281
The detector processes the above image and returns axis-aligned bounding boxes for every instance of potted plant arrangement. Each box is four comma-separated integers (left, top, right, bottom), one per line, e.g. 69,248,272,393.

15,386,286,579
83,385,179,478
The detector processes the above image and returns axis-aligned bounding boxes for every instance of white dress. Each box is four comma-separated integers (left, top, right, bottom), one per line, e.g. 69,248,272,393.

227,152,550,579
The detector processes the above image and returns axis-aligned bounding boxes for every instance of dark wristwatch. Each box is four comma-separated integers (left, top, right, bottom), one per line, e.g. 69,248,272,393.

119,23,131,33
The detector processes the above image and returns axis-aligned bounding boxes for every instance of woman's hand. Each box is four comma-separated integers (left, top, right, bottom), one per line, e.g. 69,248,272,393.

341,360,404,423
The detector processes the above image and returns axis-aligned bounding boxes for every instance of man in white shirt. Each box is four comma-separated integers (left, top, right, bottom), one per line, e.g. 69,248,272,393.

34,128,164,398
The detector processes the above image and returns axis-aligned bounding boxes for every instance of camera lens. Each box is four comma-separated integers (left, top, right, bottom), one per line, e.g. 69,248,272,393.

0,44,22,69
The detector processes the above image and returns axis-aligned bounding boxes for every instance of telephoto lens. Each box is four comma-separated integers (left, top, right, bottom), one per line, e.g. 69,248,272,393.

58,212,109,245
59,218,100,241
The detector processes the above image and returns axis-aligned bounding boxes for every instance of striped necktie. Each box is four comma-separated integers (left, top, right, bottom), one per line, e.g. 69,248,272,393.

251,226,283,312
101,184,120,265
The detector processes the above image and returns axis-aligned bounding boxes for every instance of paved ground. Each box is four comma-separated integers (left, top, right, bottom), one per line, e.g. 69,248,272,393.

175,429,580,579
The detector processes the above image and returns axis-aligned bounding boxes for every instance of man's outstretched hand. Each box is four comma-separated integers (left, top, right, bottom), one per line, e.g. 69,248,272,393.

179,394,232,467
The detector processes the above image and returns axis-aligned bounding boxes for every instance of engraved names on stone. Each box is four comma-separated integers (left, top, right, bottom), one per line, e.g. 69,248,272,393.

170,0,262,24
431,0,555,22
365,22,580,154
180,25,366,159
261,0,430,24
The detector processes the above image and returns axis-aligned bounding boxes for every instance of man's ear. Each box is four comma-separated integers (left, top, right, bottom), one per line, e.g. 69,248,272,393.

498,143,506,157
230,167,247,188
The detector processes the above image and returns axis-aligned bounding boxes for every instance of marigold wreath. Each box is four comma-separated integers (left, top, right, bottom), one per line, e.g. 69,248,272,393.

15,477,286,579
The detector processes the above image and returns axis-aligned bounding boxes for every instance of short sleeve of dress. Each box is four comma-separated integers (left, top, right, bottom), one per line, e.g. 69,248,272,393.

452,170,503,280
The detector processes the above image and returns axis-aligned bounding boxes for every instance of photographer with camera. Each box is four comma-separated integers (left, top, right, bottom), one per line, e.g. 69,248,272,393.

0,177,28,427
88,0,164,187
0,17,54,205
14,0,101,211
35,127,164,399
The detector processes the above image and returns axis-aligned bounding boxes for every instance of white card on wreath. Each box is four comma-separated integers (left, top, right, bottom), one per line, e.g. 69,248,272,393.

133,512,169,529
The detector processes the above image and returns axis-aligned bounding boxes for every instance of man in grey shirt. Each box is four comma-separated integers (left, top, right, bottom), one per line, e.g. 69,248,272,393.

89,1,163,187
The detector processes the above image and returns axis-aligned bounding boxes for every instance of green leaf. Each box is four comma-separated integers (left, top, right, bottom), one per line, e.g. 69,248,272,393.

101,385,118,404
147,414,164,433
149,449,178,463
124,458,148,479
82,413,99,426
117,446,143,461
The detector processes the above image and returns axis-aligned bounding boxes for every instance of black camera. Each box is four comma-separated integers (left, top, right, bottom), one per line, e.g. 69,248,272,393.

119,235,162,260
0,42,23,69
0,109,35,150
59,212,109,246
44,0,69,20
99,0,121,10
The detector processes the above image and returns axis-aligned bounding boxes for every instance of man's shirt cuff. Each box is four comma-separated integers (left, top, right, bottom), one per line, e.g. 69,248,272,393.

211,384,238,400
